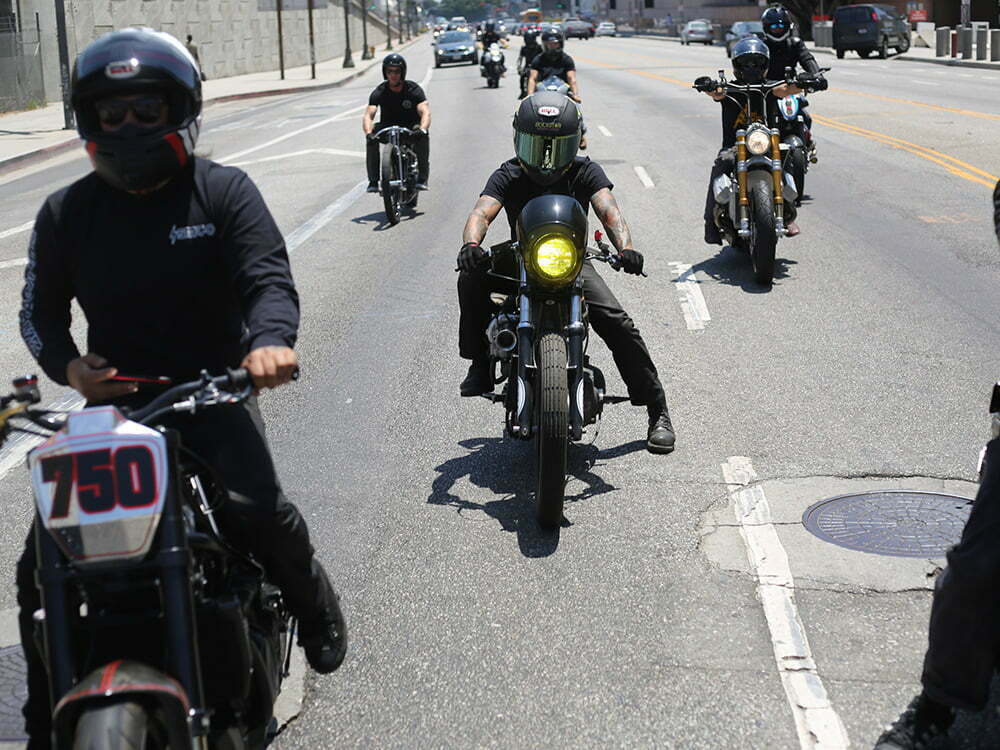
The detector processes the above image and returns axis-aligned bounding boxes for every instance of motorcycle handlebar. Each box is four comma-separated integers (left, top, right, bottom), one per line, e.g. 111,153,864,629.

124,368,255,424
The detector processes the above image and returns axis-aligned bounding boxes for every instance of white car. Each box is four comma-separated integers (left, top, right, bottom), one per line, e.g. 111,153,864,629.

595,21,616,37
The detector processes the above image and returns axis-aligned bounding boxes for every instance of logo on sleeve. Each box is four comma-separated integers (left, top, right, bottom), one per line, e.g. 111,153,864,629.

169,223,216,245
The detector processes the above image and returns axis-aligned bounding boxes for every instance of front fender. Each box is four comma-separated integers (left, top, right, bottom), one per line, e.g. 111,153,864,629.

53,660,192,749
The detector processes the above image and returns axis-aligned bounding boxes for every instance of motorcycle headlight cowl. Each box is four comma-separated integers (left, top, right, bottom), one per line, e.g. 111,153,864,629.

746,128,771,156
525,232,583,287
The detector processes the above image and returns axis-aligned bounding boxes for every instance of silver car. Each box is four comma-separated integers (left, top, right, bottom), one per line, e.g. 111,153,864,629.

681,20,714,46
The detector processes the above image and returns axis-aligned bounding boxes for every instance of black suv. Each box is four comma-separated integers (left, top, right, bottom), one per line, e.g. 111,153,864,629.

832,4,911,59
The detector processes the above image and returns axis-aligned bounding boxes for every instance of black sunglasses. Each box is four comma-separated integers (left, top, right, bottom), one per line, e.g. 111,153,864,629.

94,94,167,127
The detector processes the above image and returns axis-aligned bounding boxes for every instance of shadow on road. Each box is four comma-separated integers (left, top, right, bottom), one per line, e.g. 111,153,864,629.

688,245,797,293
351,208,425,231
944,675,1000,749
427,436,645,557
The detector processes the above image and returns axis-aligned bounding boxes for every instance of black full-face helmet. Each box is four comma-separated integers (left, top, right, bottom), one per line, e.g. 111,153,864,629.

541,30,563,55
382,53,407,79
513,91,581,186
731,36,770,83
761,5,792,41
71,27,201,192
484,21,495,33
524,31,538,45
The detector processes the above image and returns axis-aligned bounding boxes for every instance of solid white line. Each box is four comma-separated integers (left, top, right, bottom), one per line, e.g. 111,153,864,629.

598,125,613,137
668,262,710,331
0,258,28,270
912,80,940,86
285,180,368,252
633,165,655,189
229,148,366,168
722,457,850,750
0,221,34,241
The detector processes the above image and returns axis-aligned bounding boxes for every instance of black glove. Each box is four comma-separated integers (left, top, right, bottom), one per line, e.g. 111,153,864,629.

620,249,644,275
812,75,828,92
412,127,428,137
457,242,489,272
366,131,378,142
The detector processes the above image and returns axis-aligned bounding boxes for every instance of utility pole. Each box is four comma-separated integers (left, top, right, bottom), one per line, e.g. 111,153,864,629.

960,0,970,26
53,0,73,129
362,0,373,58
385,0,393,49
276,0,285,79
307,0,316,78
343,0,355,67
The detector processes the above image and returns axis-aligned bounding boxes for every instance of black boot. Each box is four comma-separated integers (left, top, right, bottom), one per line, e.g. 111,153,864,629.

874,693,953,749
460,359,492,397
298,594,348,674
704,221,722,246
647,404,676,454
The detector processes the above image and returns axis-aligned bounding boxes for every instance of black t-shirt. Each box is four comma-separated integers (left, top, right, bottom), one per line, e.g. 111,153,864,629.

718,92,778,149
20,157,298,386
520,43,542,61
368,80,426,127
481,156,612,239
762,36,819,81
530,51,575,82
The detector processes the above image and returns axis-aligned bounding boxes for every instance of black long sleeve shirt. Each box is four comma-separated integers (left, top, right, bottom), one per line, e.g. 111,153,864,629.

20,157,298,385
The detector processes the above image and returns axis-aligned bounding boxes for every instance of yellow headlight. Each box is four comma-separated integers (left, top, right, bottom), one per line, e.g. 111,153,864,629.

530,235,581,284
746,129,771,155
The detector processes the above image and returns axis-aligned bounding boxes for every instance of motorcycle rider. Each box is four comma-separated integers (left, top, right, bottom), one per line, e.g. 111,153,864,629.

700,36,800,246
758,5,827,162
526,30,586,148
479,21,507,81
17,28,347,748
363,53,431,192
518,30,542,98
456,92,675,454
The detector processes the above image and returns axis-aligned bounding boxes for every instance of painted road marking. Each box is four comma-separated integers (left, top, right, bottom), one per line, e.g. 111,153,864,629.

912,80,940,86
669,262,710,331
0,221,34,241
633,165,655,188
285,180,368,252
230,148,365,168
0,391,84,482
598,125,613,137
722,457,850,750
0,258,28,270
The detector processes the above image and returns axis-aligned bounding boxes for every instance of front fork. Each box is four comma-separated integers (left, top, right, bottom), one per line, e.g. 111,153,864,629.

567,288,585,441
515,265,535,439
770,128,786,235
735,130,749,238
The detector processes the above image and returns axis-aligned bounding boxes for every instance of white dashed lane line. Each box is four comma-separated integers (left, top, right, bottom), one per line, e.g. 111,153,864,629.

913,80,940,86
633,165,655,188
598,125,613,137
669,262,711,331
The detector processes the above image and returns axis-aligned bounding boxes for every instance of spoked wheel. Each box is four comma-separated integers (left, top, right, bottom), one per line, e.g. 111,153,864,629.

380,143,401,225
748,177,777,287
536,333,568,530
73,700,169,750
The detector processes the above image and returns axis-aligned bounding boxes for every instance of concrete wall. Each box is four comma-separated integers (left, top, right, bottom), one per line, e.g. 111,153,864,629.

18,0,402,103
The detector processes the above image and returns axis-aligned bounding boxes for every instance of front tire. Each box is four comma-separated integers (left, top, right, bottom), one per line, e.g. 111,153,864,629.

380,143,401,226
536,333,568,530
748,176,776,286
73,700,168,750
786,145,806,204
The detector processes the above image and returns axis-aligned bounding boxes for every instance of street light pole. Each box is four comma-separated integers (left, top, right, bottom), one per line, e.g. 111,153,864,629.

362,0,373,58
385,0,393,49
276,0,285,79
343,0,355,67
307,0,316,78
52,0,73,129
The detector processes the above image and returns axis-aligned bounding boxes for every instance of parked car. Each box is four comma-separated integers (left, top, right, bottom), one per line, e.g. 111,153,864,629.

832,3,910,59
595,21,617,37
724,20,763,57
433,30,478,67
563,18,595,39
681,20,714,45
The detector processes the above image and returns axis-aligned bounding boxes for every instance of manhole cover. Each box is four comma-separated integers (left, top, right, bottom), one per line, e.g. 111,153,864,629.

802,491,973,557
0,644,28,741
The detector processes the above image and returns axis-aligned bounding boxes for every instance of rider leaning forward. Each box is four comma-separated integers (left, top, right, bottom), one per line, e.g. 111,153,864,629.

17,28,347,748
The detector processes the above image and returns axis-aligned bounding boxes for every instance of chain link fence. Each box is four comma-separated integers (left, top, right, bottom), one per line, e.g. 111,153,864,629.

0,18,46,113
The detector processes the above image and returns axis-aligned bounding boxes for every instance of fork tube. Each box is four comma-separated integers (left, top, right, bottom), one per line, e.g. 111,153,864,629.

735,129,749,237
567,289,585,441
516,264,534,438
34,519,74,708
770,128,786,234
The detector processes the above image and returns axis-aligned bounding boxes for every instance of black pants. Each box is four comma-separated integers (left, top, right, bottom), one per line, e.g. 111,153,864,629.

457,260,666,408
17,398,339,747
921,437,1000,711
366,122,429,184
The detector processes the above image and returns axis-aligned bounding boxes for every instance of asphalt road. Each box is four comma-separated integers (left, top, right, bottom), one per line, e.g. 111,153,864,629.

0,34,997,749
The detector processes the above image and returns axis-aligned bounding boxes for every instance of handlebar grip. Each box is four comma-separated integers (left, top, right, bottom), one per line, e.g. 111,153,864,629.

226,368,253,390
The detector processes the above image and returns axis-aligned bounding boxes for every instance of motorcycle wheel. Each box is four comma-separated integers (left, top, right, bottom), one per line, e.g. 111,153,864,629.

380,143,401,226
73,700,169,750
787,146,806,205
748,177,777,287
536,333,568,530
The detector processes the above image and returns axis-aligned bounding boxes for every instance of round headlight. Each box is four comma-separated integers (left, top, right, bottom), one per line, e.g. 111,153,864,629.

746,129,771,155
528,234,581,285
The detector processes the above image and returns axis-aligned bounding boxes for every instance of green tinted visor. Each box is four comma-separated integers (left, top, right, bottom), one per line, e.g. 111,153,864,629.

514,130,580,174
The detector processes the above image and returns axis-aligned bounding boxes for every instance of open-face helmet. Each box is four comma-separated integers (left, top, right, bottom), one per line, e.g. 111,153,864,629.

382,53,406,79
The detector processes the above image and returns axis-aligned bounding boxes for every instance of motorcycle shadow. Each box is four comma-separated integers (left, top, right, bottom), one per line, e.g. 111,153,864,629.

690,246,797,293
351,208,424,231
947,674,1000,749
427,436,645,556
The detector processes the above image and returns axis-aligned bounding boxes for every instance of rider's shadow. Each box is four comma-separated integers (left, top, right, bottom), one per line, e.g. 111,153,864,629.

944,675,1000,749
427,436,644,557
351,209,424,231
688,245,797,293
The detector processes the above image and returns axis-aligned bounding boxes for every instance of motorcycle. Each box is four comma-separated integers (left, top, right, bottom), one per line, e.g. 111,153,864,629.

475,195,641,529
776,66,828,206
694,70,800,286
375,125,420,225
537,73,570,96
0,370,292,749
481,43,505,88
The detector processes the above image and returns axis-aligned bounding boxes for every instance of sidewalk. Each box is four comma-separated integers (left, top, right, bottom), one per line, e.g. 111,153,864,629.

0,35,424,176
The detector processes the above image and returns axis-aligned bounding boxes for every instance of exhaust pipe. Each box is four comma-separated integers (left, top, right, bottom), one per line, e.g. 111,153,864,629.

495,329,516,352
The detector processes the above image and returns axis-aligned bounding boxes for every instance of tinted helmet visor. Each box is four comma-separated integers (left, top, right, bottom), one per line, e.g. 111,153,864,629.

514,130,580,174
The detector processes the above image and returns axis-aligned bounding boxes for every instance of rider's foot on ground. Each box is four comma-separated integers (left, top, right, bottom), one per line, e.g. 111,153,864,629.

646,405,676,454
874,693,953,750
299,600,348,674
460,359,492,396
366,181,379,193
416,182,429,191
704,223,723,246
786,220,801,237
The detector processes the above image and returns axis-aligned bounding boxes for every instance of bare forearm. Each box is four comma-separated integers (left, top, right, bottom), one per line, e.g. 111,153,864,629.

463,213,490,244
591,189,632,250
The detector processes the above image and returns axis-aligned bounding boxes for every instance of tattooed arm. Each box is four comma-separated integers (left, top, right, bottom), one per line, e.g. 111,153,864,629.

590,188,633,251
462,195,504,245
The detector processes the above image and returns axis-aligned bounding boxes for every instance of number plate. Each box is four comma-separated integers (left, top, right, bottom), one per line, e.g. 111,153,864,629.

28,406,168,566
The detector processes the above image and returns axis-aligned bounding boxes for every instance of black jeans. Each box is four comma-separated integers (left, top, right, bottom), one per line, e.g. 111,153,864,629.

366,122,429,184
457,260,666,408
921,437,1000,711
17,398,339,747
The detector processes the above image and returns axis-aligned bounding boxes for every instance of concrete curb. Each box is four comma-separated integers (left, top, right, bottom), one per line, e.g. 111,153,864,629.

0,35,424,177
808,44,1000,70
